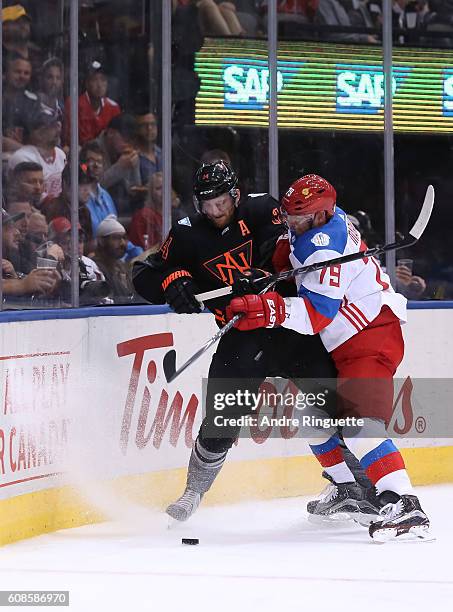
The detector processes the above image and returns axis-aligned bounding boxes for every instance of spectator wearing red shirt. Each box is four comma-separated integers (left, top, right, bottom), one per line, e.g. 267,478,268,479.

64,61,121,145
128,171,165,250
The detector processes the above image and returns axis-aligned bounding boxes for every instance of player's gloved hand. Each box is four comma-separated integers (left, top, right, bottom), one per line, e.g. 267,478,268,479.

162,269,202,314
231,268,270,296
226,292,286,331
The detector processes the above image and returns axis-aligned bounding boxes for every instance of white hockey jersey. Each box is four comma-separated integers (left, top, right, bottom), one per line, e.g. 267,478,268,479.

281,207,407,352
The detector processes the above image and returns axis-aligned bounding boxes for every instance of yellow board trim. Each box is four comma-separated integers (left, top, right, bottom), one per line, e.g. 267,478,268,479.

2,446,452,547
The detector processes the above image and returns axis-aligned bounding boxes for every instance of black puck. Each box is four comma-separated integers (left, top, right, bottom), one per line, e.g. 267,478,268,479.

182,538,199,545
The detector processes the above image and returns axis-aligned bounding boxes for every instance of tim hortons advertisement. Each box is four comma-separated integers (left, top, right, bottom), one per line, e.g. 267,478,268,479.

0,309,452,500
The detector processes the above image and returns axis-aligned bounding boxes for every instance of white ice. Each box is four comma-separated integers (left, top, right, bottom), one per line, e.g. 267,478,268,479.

0,484,452,612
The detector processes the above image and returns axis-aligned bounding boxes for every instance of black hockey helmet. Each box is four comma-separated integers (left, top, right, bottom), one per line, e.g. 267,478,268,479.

193,161,239,212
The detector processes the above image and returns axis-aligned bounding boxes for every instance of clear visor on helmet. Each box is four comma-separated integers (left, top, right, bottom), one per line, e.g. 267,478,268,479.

282,211,315,233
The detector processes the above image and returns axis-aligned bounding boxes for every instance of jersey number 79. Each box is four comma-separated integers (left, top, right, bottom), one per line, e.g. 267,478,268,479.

320,264,341,287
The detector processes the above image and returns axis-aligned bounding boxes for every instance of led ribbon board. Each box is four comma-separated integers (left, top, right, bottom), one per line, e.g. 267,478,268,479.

195,38,453,132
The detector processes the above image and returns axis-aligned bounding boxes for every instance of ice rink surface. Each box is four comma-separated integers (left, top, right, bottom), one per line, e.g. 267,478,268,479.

0,484,451,612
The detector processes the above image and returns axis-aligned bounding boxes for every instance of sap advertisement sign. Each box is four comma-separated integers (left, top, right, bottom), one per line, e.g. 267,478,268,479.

223,59,301,110
336,65,409,114
443,70,453,116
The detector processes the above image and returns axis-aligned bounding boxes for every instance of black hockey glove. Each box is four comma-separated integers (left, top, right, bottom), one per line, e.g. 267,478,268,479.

231,268,271,296
162,270,202,314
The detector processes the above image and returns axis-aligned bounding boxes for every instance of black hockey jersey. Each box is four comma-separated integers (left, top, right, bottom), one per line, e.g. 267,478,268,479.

133,193,285,323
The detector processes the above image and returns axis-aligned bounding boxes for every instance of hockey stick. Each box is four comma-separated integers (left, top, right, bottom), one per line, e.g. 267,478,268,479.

163,279,277,384
194,184,435,304
164,185,434,383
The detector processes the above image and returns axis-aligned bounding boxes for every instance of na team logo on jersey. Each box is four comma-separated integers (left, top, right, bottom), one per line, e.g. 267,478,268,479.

203,240,252,284
336,64,410,114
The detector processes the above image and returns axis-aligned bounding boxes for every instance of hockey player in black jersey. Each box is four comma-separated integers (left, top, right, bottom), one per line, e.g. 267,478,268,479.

133,161,340,521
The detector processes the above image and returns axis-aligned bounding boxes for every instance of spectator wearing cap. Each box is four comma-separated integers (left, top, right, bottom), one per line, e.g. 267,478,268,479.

96,113,142,216
93,215,137,303
37,57,64,123
134,112,162,186
7,108,66,201
1,207,26,271
2,207,61,304
2,4,43,85
80,140,143,260
6,200,33,271
40,163,95,254
8,161,45,209
64,61,120,146
2,53,40,151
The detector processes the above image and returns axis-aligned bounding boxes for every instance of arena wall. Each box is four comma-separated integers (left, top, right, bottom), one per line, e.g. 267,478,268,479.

1,304,452,545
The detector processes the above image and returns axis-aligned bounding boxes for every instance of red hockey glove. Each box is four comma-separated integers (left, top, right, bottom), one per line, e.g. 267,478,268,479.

226,292,286,331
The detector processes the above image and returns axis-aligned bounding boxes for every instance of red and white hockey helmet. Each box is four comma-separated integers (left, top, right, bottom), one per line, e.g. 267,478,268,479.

281,174,337,217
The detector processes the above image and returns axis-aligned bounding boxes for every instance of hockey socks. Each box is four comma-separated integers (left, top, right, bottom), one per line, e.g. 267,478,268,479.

166,438,228,522
309,435,355,484
187,437,228,494
345,437,414,496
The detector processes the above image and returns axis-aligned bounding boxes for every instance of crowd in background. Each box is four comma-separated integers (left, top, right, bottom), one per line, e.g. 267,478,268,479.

2,1,452,309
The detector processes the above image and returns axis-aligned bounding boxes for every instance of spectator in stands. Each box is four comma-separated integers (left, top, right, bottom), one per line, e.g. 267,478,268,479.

134,111,162,186
395,260,426,299
183,0,247,35
80,141,118,234
172,0,204,129
64,60,121,146
96,113,141,216
1,208,61,303
40,163,95,254
47,216,110,305
37,57,64,123
1,4,42,83
128,171,164,250
1,257,59,300
8,108,66,201
8,161,45,209
19,211,64,273
80,140,142,259
5,200,33,270
93,215,137,303
2,54,40,151
2,206,25,270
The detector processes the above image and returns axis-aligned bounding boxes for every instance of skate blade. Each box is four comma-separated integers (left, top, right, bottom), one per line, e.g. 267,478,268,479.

308,512,354,525
353,512,380,528
371,524,436,543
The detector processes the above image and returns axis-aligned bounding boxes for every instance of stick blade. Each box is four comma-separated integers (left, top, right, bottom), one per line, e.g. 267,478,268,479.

163,349,177,383
409,185,434,240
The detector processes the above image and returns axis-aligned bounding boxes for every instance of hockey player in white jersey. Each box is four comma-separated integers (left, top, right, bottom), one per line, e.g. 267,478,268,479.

227,174,431,542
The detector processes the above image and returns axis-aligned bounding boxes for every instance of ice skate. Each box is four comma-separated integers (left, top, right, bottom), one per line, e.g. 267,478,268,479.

353,486,382,527
369,493,433,542
166,438,227,523
307,479,364,522
166,488,202,522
